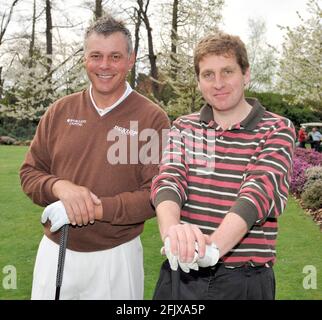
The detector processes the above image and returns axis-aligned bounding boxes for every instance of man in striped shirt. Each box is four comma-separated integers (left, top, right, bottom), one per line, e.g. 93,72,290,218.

151,32,295,300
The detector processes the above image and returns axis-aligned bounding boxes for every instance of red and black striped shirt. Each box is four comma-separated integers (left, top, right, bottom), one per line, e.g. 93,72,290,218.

151,98,296,267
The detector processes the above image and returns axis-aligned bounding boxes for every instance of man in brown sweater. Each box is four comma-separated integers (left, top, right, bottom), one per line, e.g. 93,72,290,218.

20,15,169,300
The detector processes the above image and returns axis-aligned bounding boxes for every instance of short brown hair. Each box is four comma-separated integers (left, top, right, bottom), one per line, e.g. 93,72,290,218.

84,15,133,55
194,32,249,76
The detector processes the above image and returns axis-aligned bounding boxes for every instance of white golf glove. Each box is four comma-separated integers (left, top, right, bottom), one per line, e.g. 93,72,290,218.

162,238,220,273
163,237,199,273
196,242,220,268
41,200,70,232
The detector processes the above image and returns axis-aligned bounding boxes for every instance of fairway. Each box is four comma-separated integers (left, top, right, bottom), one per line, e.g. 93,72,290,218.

0,145,321,300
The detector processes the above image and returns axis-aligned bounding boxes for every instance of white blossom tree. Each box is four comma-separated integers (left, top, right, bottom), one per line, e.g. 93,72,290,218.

246,18,277,92
158,0,224,118
276,0,321,104
0,0,87,121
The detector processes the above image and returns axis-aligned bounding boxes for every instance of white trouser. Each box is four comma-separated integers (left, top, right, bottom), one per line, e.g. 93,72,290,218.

31,235,144,300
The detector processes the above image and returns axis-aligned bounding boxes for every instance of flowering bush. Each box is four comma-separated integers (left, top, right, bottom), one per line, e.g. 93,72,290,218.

290,148,322,196
294,148,322,166
291,158,312,195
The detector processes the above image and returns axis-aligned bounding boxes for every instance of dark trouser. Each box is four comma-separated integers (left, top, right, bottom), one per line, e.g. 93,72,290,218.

313,141,321,152
153,260,275,300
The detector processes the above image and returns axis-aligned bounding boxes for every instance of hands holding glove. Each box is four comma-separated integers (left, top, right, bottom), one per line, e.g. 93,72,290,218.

163,237,199,272
196,242,220,268
41,200,70,232
162,237,219,273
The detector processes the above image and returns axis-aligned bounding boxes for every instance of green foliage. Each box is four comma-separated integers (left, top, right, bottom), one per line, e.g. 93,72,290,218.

246,91,321,127
301,180,322,211
0,117,37,140
303,166,322,191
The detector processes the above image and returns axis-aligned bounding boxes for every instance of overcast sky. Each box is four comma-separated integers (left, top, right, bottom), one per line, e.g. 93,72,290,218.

3,0,312,54
222,0,310,47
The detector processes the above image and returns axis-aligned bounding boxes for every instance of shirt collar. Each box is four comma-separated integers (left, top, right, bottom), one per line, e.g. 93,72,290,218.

89,82,133,116
199,97,265,130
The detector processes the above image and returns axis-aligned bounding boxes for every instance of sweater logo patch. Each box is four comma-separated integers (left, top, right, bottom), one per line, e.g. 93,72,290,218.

113,125,138,136
67,119,87,127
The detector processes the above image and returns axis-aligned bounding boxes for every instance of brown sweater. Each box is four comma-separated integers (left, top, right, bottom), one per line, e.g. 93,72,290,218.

20,89,170,251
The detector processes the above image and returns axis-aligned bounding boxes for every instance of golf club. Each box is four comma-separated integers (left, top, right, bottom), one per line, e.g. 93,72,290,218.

171,268,180,300
55,224,69,300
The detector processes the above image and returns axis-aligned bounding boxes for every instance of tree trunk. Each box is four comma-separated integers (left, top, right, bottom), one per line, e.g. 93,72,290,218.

130,7,141,88
0,0,20,46
45,0,53,75
137,0,159,100
0,0,21,98
0,66,3,99
170,0,179,80
95,0,103,19
28,0,36,68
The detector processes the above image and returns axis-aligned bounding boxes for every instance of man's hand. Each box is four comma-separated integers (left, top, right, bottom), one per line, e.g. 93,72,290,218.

164,223,207,263
162,237,220,272
52,180,102,226
41,200,70,232
162,237,199,273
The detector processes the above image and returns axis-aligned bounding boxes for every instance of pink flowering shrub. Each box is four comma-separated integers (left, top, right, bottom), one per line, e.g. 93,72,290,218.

291,158,312,195
294,148,322,166
290,148,322,196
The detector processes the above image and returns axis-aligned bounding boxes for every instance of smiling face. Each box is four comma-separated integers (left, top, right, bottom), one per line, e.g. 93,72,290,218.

84,31,135,107
197,53,250,113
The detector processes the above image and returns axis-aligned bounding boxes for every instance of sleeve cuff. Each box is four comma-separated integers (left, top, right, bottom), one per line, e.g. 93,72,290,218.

153,189,182,209
101,197,117,222
230,197,259,230
43,177,62,204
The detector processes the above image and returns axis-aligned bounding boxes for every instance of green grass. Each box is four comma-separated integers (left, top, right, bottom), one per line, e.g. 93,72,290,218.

275,198,322,299
0,145,321,300
0,146,43,299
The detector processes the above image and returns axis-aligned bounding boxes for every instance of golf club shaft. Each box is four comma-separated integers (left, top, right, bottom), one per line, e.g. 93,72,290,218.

55,224,69,300
171,268,180,300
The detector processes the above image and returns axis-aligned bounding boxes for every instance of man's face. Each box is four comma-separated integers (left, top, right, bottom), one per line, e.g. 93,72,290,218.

197,54,250,113
84,32,135,102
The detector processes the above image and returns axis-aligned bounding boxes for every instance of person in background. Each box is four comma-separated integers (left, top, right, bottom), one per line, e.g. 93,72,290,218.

298,126,307,148
151,32,295,300
308,127,322,152
20,15,170,300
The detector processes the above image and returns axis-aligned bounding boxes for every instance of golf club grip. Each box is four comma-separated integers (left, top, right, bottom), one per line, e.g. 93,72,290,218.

55,224,69,300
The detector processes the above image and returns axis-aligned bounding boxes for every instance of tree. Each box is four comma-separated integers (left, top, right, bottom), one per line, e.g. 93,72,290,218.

28,0,37,68
95,0,103,19
158,0,224,118
129,6,142,88
0,0,20,47
45,0,53,76
137,0,160,100
276,0,321,104
0,0,21,98
0,0,86,122
170,0,178,80
246,18,277,92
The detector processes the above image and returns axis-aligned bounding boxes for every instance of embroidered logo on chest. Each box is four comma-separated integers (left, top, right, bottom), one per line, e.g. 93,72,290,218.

66,119,87,127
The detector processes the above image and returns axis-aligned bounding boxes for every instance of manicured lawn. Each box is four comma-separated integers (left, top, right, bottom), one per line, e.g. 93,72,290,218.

275,197,322,299
0,146,321,300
